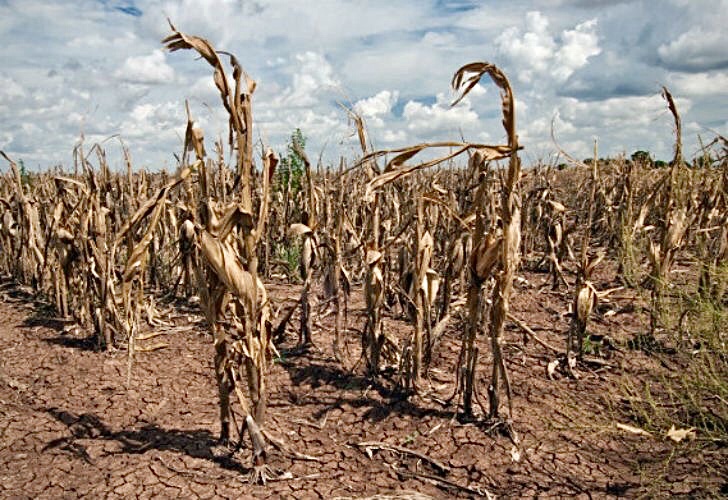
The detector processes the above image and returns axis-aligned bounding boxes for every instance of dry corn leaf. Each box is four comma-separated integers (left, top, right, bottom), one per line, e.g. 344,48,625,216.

361,143,511,202
472,230,503,280
115,164,194,246
576,283,597,322
547,200,566,212
200,230,256,304
289,223,313,237
547,359,559,379
665,208,688,250
216,204,254,240
180,219,195,241
616,423,652,437
55,228,74,243
452,62,514,139
585,252,605,278
666,425,696,442
366,250,383,266
423,268,440,306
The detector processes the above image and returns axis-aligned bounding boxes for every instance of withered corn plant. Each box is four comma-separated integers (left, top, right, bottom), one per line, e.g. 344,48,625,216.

615,157,638,286
456,63,521,423
330,164,351,361
695,151,728,303
398,193,436,391
355,62,518,418
567,141,602,361
354,114,399,376
164,23,279,483
543,196,569,290
0,146,171,356
525,165,570,288
646,87,692,335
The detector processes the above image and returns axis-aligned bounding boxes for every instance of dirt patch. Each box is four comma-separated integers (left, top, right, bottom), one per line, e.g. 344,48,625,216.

0,273,725,498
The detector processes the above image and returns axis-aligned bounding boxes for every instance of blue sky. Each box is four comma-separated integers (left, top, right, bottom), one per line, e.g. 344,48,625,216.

0,0,726,170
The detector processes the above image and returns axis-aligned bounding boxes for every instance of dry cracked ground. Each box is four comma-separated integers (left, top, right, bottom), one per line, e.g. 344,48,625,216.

0,274,726,499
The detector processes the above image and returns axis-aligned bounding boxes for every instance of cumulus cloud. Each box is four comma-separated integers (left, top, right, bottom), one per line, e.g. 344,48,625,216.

271,52,339,108
403,92,478,135
658,28,728,72
381,129,407,143
558,49,659,100
495,12,555,84
553,19,601,81
0,0,722,168
560,94,691,128
668,71,728,96
354,90,399,127
121,102,181,137
115,50,175,84
495,11,600,84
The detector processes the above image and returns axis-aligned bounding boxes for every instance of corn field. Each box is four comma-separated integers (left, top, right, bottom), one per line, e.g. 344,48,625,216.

1,25,726,495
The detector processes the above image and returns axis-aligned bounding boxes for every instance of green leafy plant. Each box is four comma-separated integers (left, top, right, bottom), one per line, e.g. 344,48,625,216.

18,159,31,186
582,335,595,355
274,241,301,283
277,128,306,195
402,430,420,445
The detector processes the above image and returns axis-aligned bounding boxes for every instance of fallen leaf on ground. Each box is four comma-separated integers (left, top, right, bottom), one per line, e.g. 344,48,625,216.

666,425,696,442
547,359,559,379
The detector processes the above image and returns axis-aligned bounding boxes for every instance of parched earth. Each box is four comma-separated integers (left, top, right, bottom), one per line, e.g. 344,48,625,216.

0,273,725,499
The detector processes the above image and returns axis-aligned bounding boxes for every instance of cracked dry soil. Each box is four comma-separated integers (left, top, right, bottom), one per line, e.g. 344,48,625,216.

0,274,726,499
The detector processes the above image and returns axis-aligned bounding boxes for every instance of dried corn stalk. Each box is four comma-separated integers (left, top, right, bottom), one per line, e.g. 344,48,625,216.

356,62,519,421
452,62,521,422
164,26,278,484
647,87,691,334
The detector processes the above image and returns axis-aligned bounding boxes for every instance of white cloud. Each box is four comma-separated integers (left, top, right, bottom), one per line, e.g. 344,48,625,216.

668,71,728,96
0,0,722,168
553,19,601,81
0,77,26,105
0,131,13,147
495,12,556,84
119,101,185,157
271,52,339,108
354,90,399,127
403,92,478,134
115,50,175,84
382,129,407,143
658,28,728,71
495,11,600,84
422,31,457,47
560,94,687,127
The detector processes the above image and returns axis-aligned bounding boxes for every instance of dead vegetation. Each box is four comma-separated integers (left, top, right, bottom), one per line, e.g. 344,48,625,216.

0,24,726,496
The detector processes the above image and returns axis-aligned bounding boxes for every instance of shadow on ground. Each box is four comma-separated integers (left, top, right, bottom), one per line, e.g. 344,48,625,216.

43,407,248,474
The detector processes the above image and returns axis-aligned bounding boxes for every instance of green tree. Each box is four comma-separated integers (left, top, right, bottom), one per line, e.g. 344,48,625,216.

278,128,306,194
630,150,652,165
